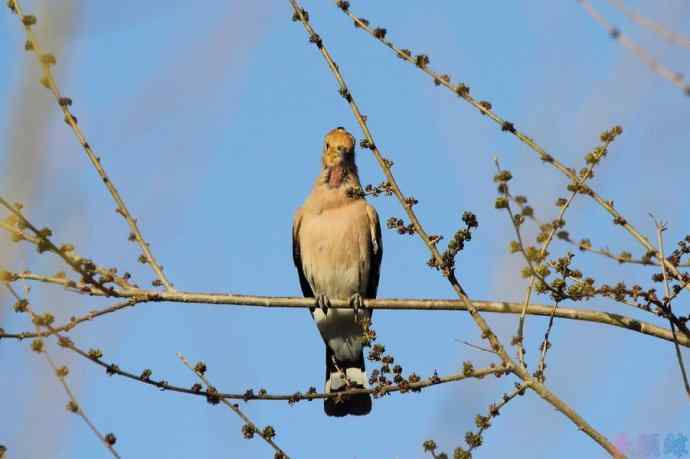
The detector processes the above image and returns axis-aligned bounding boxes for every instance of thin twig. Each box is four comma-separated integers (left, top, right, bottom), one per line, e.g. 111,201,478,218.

2,298,139,339
468,382,527,455
42,349,122,458
290,2,621,455
177,353,289,459
562,235,673,266
606,0,690,52
578,0,690,95
459,340,498,355
534,299,561,384
655,220,690,400
6,0,175,291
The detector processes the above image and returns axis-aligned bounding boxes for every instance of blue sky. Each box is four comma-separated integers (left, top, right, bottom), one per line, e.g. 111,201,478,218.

1,1,689,458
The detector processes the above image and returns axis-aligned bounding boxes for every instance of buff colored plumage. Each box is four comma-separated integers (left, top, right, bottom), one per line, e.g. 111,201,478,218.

292,127,383,417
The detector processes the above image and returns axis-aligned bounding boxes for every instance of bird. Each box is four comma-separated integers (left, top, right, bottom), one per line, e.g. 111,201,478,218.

292,126,383,417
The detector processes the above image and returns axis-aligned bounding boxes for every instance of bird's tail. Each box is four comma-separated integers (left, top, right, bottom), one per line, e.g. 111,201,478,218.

323,346,372,417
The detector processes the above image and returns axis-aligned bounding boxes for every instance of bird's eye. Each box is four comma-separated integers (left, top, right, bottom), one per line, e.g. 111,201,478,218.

326,143,330,149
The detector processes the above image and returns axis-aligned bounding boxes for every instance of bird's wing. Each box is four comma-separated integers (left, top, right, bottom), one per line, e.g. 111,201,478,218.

292,208,315,299
365,204,383,298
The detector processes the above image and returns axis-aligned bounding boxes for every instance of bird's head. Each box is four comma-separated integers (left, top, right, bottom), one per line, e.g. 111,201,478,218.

321,127,356,169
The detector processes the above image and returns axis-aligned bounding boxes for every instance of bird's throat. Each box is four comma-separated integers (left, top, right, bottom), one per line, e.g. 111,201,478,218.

327,165,346,188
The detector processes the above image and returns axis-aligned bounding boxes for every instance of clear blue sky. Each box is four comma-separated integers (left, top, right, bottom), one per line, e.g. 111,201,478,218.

1,1,689,458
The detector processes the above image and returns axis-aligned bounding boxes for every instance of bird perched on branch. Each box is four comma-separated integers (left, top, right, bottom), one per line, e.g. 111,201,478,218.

292,127,383,417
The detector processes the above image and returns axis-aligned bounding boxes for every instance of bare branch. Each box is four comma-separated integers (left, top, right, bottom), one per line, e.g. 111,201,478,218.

0,287,686,348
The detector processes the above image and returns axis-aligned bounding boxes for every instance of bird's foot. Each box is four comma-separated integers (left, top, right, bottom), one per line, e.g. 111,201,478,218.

350,293,365,323
316,293,331,315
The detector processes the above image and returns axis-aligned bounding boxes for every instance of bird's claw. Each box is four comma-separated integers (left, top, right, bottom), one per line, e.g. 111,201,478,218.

350,293,365,323
316,294,331,315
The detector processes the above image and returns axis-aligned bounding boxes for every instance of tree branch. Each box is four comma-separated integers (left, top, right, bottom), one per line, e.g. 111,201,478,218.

1,281,686,348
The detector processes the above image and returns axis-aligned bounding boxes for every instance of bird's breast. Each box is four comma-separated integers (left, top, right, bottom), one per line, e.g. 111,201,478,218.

299,202,372,299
